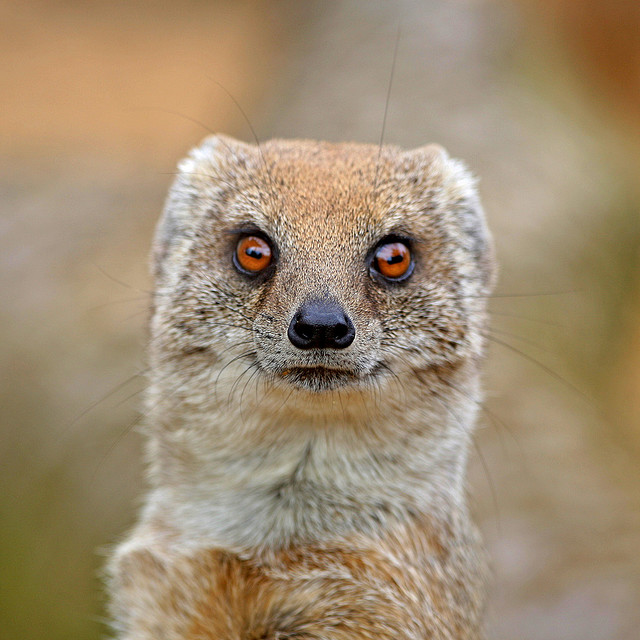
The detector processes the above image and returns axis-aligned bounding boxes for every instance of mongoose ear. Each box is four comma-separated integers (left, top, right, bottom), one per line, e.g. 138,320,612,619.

409,143,449,166
407,143,496,292
152,135,253,282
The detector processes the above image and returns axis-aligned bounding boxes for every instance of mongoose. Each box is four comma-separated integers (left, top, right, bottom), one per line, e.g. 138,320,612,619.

108,135,496,639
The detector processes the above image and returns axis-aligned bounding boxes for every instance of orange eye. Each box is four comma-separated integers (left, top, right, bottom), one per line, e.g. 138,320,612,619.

235,235,272,273
373,241,412,280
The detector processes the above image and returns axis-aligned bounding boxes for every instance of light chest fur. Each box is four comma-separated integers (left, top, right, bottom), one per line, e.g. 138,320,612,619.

108,136,495,639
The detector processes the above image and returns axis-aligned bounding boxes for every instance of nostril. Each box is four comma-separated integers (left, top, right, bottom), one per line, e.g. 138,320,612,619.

333,322,348,340
332,318,355,348
294,316,314,341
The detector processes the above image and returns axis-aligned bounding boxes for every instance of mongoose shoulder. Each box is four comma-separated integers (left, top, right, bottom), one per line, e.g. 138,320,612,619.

108,135,495,639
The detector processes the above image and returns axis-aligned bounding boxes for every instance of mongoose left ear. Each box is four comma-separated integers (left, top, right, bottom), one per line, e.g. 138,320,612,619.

401,143,449,177
152,135,253,282
410,142,449,165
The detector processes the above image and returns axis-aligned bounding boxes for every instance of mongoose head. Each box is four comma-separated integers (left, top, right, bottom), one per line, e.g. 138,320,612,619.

149,135,494,431
110,135,494,623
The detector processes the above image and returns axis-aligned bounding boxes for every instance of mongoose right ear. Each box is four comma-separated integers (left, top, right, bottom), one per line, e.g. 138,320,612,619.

152,134,252,282
406,143,496,292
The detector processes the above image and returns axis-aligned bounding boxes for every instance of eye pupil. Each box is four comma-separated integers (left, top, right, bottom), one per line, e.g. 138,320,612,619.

373,241,412,280
246,247,263,259
235,235,272,273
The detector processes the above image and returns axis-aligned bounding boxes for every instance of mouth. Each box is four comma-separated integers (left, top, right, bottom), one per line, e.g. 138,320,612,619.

278,366,359,391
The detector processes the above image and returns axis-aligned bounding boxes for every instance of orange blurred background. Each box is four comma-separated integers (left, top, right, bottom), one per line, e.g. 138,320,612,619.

1,1,639,638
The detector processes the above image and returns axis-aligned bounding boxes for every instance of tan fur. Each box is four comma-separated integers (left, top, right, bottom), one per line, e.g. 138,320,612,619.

108,135,496,639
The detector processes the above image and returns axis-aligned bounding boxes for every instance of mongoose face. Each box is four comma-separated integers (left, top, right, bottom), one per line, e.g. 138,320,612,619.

151,135,494,406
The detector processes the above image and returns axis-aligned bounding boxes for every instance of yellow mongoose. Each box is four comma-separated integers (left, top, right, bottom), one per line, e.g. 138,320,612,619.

108,135,496,639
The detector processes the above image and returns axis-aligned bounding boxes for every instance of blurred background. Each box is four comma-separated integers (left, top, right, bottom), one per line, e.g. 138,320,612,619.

1,0,639,638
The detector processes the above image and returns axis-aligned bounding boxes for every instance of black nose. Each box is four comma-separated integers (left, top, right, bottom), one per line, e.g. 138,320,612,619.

288,300,355,350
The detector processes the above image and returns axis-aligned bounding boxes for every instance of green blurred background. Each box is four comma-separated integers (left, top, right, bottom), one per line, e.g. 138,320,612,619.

1,1,639,638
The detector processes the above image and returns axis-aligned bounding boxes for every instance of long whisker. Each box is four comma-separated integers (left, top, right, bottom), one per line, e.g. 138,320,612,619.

438,374,528,467
490,309,565,329
373,22,402,196
88,373,194,488
472,437,501,531
214,349,258,400
92,263,153,295
227,358,259,411
133,105,274,215
489,289,579,299
128,106,215,136
206,79,279,212
376,360,407,407
429,376,501,524
488,326,555,355
63,367,150,435
487,335,590,403
239,364,263,415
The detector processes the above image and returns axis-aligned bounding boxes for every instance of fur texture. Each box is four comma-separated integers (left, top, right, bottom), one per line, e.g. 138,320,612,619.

108,136,495,639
